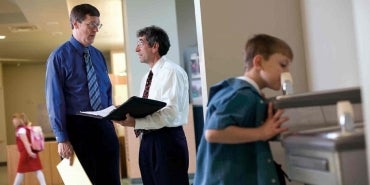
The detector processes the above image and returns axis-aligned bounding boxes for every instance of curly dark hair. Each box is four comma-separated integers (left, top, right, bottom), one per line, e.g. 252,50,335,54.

137,25,171,56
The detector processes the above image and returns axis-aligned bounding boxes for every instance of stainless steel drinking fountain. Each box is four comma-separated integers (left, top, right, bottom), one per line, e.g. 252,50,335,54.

272,87,368,185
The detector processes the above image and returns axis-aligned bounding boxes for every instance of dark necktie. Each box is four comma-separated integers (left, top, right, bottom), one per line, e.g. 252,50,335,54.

134,70,153,137
84,48,102,111
142,70,153,98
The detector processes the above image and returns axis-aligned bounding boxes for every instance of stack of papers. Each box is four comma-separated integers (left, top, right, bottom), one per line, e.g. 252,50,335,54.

78,96,166,120
56,155,92,185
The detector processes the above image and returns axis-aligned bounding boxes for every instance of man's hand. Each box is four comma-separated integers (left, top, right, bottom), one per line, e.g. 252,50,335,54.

115,113,135,127
259,102,289,141
58,141,74,165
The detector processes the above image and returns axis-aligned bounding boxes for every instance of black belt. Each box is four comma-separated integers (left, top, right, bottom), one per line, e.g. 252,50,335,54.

135,128,155,137
139,129,155,135
135,126,181,137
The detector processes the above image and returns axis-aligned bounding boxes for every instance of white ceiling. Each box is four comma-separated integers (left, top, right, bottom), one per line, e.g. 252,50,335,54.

0,0,125,63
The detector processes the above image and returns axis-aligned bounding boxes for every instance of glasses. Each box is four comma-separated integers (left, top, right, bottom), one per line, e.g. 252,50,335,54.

137,40,145,47
85,22,103,29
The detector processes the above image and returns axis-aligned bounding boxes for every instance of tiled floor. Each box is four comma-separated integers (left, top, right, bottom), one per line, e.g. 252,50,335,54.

0,165,138,185
1,165,193,185
0,167,137,185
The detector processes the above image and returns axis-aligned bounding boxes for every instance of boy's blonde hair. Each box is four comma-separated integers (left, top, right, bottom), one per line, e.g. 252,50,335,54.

244,34,293,70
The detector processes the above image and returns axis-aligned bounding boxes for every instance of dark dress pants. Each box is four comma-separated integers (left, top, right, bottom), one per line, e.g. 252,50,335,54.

139,126,189,185
66,115,121,185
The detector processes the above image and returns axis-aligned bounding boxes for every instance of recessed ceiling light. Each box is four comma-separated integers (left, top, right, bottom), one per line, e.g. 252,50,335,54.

46,21,60,25
9,25,39,32
0,35,5,39
51,32,63,36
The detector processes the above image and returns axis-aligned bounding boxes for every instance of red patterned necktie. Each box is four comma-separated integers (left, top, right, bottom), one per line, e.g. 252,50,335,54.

134,70,153,137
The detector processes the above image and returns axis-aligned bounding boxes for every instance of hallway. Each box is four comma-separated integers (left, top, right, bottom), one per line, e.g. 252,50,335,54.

0,165,194,185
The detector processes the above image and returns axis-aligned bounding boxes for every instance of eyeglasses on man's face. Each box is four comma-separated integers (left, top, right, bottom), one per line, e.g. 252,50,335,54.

137,39,145,47
137,38,150,47
85,22,103,29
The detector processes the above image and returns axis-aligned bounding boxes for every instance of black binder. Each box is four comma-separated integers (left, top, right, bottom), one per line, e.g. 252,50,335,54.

78,96,166,120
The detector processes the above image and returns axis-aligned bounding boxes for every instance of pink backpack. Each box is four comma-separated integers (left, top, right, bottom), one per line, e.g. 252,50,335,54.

28,126,45,152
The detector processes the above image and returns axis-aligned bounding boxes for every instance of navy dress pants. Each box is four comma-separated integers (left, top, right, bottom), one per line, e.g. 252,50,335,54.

66,115,121,185
139,126,189,185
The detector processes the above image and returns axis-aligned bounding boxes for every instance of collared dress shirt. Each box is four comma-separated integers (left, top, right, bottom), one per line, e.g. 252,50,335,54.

135,56,189,130
194,77,281,185
45,36,112,142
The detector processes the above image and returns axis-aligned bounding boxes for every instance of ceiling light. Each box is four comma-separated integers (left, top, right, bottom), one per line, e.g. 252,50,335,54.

9,25,39,32
0,35,5,39
51,32,63,36
46,21,60,25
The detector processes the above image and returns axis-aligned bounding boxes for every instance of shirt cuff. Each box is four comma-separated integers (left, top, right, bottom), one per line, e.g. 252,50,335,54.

55,131,69,143
134,118,145,129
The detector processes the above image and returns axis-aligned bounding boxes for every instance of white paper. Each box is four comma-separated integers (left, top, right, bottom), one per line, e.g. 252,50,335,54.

56,154,92,185
79,105,116,117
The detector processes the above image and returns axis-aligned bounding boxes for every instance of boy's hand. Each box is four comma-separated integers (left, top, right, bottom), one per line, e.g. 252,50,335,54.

260,102,289,141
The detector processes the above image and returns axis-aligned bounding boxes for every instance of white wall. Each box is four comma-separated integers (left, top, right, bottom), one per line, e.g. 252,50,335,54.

301,0,359,91
352,0,370,182
195,0,308,104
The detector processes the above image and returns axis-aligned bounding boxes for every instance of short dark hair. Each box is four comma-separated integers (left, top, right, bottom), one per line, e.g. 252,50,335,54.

244,34,293,70
70,4,100,29
136,25,171,56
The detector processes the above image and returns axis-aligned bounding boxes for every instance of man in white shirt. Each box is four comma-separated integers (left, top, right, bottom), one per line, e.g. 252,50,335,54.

118,25,190,185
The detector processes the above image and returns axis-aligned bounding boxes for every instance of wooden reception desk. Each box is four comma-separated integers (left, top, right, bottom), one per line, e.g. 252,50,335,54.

7,141,63,185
